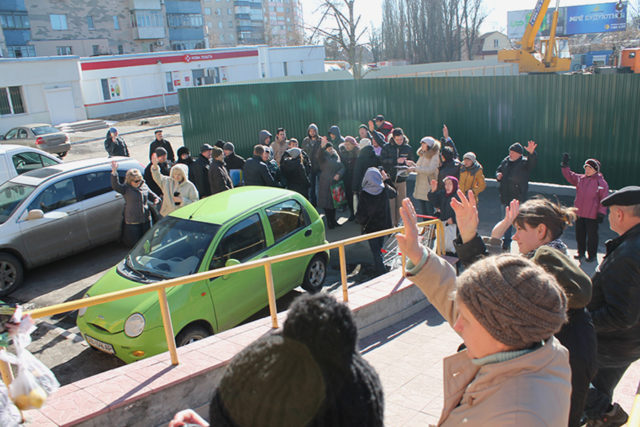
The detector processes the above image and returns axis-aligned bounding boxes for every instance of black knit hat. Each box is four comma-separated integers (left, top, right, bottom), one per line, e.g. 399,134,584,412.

209,294,384,427
584,158,600,173
509,143,524,155
177,146,190,157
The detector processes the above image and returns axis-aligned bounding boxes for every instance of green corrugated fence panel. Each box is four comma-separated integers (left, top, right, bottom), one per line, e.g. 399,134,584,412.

178,75,640,189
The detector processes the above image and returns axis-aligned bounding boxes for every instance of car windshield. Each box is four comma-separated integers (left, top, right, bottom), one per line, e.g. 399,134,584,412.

0,181,36,224
31,125,59,135
127,217,220,280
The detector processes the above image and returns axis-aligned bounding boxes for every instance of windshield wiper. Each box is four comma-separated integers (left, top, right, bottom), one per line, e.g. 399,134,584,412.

135,268,169,280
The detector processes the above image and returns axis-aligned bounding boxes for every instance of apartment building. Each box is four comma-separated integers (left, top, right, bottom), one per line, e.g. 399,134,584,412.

202,0,237,47
263,0,303,46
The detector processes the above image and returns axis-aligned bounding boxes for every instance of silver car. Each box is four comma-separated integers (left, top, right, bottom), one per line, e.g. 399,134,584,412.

1,123,71,158
0,157,143,296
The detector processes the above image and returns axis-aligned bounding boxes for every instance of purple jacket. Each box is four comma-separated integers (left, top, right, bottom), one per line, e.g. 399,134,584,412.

562,166,609,219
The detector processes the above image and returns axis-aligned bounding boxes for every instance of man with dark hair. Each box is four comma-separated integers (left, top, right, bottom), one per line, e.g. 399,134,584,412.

149,129,175,162
380,128,414,225
272,127,288,165
189,144,213,198
144,147,170,197
208,146,233,195
496,140,538,249
243,144,276,187
370,114,394,138
584,187,640,426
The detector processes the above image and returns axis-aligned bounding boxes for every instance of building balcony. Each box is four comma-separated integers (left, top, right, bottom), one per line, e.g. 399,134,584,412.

135,26,165,39
131,0,162,10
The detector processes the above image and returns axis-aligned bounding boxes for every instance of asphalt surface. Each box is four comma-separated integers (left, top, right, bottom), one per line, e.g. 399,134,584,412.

5,113,615,386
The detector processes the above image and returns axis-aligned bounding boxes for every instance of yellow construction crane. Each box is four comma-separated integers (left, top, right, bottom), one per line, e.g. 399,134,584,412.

499,0,571,73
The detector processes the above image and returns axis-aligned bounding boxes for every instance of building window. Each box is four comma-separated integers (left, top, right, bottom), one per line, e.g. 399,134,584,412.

0,86,26,115
167,14,203,28
218,21,223,29
87,16,94,30
93,44,100,55
50,14,67,30
7,46,35,58
215,8,220,15
227,8,232,14
113,16,120,29
204,8,211,15
0,14,30,29
166,72,174,92
220,33,224,41
228,21,233,28
135,11,163,27
493,39,499,49
283,61,288,76
118,44,124,54
56,46,73,55
100,79,111,101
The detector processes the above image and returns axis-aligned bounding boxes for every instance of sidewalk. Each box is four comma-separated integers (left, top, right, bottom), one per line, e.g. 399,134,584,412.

360,304,640,426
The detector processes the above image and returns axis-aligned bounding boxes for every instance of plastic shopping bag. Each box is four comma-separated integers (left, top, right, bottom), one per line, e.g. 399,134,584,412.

331,180,347,209
0,309,59,410
444,223,457,254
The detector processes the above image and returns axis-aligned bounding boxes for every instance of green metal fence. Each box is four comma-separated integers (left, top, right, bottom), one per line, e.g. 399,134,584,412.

179,75,640,189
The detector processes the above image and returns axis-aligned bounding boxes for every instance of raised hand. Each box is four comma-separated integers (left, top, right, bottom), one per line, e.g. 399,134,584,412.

561,152,570,166
395,198,424,265
151,152,158,167
442,124,449,139
368,120,375,132
450,190,479,243
491,199,520,240
526,140,537,154
430,179,438,193
111,160,118,174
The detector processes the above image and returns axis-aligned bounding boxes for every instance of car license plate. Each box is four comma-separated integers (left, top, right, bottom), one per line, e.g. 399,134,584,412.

85,335,115,355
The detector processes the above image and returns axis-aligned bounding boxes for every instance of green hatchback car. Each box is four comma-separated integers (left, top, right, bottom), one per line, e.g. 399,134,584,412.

77,187,328,363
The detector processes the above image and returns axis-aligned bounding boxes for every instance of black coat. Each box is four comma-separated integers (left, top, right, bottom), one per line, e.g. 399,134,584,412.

427,189,458,223
588,223,640,364
338,144,359,194
456,235,597,427
380,139,413,183
243,155,276,187
224,152,245,171
149,139,175,162
281,156,310,196
496,152,537,204
189,155,212,198
144,161,169,197
437,159,461,192
104,135,129,157
355,180,396,234
208,159,233,195
352,146,380,192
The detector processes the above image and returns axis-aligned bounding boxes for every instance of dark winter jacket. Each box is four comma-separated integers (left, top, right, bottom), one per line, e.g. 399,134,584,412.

437,150,461,192
352,145,380,192
496,152,537,204
355,178,396,234
302,126,323,174
380,137,413,183
104,133,130,157
588,223,640,364
317,150,345,210
189,154,212,198
562,167,609,219
328,125,345,145
442,137,459,159
243,155,276,187
149,138,175,162
338,143,359,194
144,161,169,197
224,152,245,171
281,154,310,196
111,174,159,224
455,236,596,427
428,188,459,223
208,159,233,195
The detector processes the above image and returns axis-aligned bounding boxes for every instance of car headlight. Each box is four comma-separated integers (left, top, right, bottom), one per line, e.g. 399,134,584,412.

78,294,89,317
124,313,145,338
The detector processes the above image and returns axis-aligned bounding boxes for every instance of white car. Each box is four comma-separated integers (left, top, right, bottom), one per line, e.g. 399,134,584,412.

0,145,62,184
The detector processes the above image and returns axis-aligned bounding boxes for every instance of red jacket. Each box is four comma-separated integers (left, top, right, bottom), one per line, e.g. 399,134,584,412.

562,166,609,219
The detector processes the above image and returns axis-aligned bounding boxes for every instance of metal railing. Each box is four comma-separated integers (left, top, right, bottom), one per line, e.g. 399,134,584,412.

0,219,443,377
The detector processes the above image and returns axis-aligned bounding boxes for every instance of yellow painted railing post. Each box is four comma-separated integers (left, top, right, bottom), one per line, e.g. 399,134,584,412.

157,289,179,365
436,221,445,255
0,360,13,386
339,246,348,302
264,262,279,329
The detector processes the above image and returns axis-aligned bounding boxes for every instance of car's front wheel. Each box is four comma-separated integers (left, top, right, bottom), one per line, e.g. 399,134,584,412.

0,253,24,297
175,324,211,347
301,254,326,293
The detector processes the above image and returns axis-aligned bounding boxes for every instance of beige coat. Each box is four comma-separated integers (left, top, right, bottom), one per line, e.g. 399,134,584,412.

413,143,440,201
408,252,572,426
152,164,199,216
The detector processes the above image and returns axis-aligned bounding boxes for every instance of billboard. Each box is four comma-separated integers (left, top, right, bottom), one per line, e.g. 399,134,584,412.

507,1,627,40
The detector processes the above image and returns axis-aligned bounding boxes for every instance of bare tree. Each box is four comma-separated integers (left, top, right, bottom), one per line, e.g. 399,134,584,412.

461,0,486,60
309,0,368,78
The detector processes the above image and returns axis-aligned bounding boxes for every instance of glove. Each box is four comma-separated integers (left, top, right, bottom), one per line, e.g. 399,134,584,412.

561,152,570,167
597,213,605,224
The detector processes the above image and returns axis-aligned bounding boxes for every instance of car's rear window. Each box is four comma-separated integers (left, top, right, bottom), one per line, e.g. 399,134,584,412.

23,168,63,178
31,126,60,135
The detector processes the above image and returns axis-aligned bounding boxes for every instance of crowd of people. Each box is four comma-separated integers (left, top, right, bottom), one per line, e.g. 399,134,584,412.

104,117,640,427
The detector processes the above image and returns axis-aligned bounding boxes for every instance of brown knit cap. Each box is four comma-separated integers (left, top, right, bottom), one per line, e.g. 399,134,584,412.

456,254,568,348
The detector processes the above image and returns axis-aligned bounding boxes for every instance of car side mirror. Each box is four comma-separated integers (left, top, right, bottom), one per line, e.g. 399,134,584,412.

222,258,240,280
25,209,44,221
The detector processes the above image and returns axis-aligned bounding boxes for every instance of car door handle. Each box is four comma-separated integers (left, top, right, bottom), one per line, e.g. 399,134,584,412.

68,209,80,214
304,229,312,237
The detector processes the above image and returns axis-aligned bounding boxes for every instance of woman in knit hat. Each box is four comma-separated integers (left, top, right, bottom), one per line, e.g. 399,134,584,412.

561,153,610,263
451,191,595,427
396,197,571,426
410,136,440,216
458,152,486,204
170,294,384,427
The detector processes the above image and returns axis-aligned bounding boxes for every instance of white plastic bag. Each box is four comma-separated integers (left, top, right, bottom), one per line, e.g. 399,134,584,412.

444,223,457,254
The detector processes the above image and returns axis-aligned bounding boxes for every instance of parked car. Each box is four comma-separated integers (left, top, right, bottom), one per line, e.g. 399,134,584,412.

0,123,71,158
0,145,62,184
0,157,143,296
77,187,328,364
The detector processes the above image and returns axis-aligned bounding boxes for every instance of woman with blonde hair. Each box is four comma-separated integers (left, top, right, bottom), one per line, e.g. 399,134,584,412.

151,153,199,216
111,161,159,246
411,136,440,216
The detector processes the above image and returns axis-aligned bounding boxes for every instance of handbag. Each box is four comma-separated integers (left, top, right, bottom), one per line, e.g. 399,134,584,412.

330,180,347,209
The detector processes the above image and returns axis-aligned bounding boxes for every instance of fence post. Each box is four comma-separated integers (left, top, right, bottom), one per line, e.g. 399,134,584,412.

436,221,445,255
339,245,348,302
157,289,179,365
264,262,279,328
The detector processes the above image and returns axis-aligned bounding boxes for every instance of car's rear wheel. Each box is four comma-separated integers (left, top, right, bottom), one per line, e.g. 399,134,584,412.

301,254,326,293
58,151,68,159
0,253,23,297
175,324,211,347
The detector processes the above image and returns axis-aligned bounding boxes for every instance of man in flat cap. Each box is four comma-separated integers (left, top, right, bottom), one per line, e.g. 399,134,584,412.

584,186,640,426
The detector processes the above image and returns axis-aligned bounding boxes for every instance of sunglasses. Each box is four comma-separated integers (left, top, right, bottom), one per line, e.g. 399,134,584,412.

133,179,142,184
